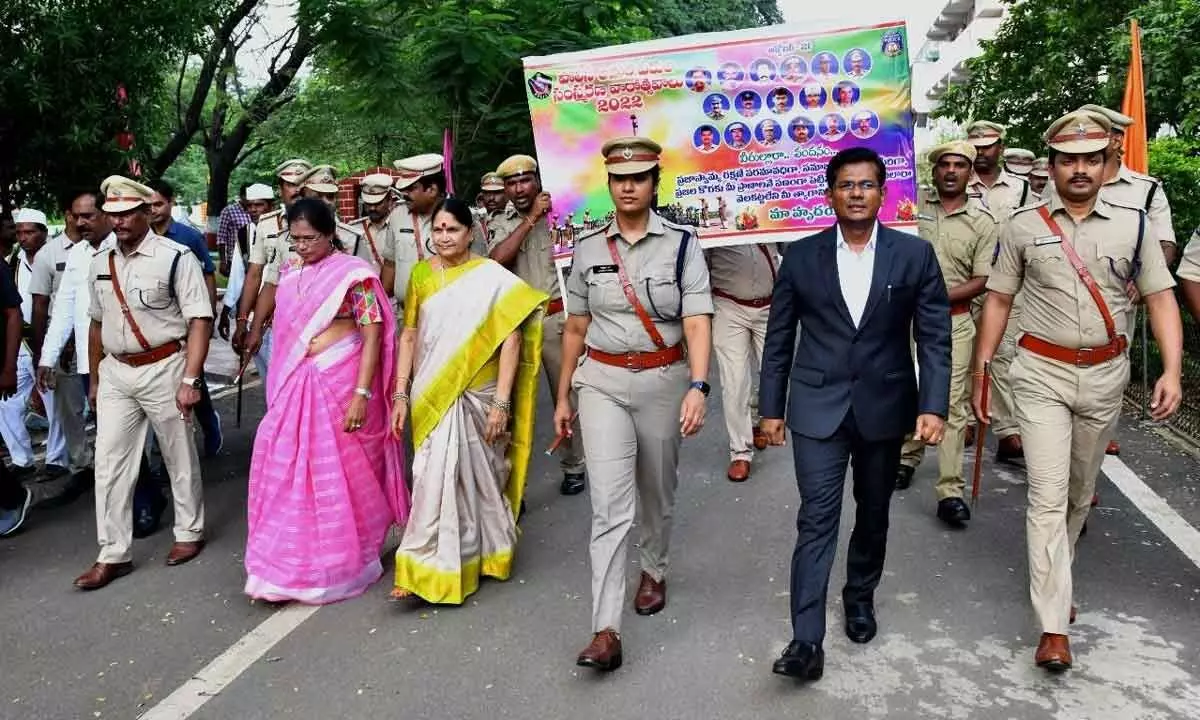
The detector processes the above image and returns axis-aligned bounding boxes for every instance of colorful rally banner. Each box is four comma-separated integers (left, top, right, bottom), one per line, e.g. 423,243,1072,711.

522,21,917,258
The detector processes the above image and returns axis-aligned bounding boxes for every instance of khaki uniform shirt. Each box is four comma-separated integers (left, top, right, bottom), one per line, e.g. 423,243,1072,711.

28,232,75,314
917,193,997,292
566,213,714,353
87,232,213,355
704,243,779,300
968,170,1031,219
987,196,1175,350
1041,165,1176,246
248,209,287,267
1176,228,1200,282
262,221,362,286
383,205,487,303
486,206,560,300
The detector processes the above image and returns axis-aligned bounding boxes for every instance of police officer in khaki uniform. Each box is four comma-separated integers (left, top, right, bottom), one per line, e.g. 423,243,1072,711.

1028,157,1050,197
348,172,395,272
706,241,779,482
555,137,713,672
972,110,1182,672
1049,104,1180,458
489,155,587,494
965,120,1032,462
896,141,997,529
478,172,508,219
233,158,311,372
74,176,214,590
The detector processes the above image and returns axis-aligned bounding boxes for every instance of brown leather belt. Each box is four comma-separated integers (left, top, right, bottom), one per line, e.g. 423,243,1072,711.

712,288,772,309
113,340,183,367
587,343,684,370
1018,333,1127,368
950,301,973,316
546,297,565,316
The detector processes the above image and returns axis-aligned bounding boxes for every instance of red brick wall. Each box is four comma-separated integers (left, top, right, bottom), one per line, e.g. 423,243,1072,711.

337,166,401,222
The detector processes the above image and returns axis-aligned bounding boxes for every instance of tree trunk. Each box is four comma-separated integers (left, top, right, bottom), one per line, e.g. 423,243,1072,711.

204,147,233,240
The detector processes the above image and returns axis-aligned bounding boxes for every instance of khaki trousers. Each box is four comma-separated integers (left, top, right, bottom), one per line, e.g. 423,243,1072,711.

988,308,1022,440
899,314,974,499
95,352,204,564
573,357,688,633
542,311,585,474
711,297,769,461
1011,348,1126,635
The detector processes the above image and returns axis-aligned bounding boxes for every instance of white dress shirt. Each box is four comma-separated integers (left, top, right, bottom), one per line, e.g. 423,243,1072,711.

40,233,115,372
835,222,878,327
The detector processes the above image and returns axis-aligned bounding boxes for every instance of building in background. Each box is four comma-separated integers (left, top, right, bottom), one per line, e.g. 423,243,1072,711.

911,0,1012,135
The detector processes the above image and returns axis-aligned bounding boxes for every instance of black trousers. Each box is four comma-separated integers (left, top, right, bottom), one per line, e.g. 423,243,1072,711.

788,409,902,645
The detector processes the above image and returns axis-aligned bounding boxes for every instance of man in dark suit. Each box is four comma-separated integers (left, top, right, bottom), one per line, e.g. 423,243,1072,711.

759,147,952,680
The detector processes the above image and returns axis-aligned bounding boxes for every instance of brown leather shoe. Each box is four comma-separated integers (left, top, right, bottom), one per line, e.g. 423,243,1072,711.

74,562,133,591
1035,633,1072,672
752,427,769,451
634,571,666,615
576,629,622,671
963,424,976,447
166,540,205,566
727,459,751,483
996,434,1024,462
1106,440,1120,456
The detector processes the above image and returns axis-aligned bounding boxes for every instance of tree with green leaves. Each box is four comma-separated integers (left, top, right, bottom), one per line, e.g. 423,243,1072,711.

0,0,212,212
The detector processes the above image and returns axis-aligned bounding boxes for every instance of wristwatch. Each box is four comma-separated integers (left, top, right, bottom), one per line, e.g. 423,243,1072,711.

355,387,373,399
181,376,202,390
689,380,711,397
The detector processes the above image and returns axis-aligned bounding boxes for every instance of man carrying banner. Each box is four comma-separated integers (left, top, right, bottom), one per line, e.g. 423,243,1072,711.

895,141,996,531
707,241,779,482
489,154,586,497
972,110,1182,672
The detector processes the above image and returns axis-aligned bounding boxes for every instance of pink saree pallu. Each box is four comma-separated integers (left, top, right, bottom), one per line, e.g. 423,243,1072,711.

245,252,409,604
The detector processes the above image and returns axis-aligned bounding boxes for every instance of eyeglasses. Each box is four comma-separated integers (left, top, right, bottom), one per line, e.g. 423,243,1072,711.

834,181,880,193
290,234,326,246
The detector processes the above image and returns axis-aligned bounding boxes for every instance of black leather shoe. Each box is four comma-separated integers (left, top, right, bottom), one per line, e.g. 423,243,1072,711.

936,497,971,527
560,472,586,496
895,464,915,490
845,603,877,644
772,641,824,680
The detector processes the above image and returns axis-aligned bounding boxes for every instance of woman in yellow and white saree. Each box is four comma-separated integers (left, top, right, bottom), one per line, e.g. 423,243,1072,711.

389,197,547,605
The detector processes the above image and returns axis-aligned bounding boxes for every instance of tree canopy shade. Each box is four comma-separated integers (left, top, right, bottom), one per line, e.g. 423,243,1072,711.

0,0,211,212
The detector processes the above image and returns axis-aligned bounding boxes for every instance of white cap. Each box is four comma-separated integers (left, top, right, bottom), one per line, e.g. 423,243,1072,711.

393,153,444,190
245,183,274,201
13,208,48,227
360,173,395,203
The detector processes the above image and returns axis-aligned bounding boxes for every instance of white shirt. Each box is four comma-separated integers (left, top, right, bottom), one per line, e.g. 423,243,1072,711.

223,247,245,312
15,249,35,356
835,223,878,328
40,233,116,372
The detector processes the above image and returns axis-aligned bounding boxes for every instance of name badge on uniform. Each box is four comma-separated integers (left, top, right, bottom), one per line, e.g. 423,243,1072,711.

97,274,112,280
916,213,935,221
591,264,618,274
396,228,414,235
1033,235,1061,246
55,262,66,271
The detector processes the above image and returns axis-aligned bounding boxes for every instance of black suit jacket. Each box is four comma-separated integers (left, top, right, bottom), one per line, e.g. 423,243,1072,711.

759,223,951,442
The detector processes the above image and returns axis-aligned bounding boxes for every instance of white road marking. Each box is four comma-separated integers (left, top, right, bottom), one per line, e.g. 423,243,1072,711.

208,378,262,401
138,604,319,719
1102,455,1200,569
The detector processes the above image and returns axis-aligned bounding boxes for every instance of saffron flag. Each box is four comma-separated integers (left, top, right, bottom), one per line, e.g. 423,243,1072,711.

1120,19,1148,173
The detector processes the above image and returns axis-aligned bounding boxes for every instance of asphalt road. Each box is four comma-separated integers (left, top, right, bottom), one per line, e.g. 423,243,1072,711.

2,378,1200,720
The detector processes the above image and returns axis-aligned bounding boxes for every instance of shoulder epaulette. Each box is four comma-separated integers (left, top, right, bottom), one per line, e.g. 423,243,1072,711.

575,224,610,244
1104,198,1147,215
1009,199,1047,218
336,220,363,237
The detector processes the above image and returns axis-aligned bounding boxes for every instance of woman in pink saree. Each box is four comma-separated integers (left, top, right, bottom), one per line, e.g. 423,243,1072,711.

244,198,409,604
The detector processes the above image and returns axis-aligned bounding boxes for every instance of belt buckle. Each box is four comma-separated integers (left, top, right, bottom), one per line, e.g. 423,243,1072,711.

1074,347,1094,367
624,352,636,369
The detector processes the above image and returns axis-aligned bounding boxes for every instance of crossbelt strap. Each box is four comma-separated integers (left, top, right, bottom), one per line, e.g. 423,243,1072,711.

757,243,778,283
361,223,383,267
108,251,153,352
606,236,669,350
411,211,425,260
1034,205,1117,343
